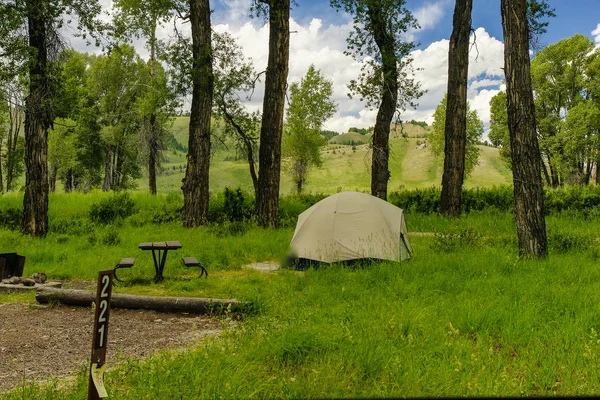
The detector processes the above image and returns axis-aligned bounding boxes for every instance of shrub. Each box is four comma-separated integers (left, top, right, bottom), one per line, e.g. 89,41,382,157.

0,207,22,230
548,231,592,253
89,192,136,224
209,187,254,224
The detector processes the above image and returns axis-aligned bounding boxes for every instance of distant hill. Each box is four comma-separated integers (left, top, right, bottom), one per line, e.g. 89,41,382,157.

329,132,368,145
144,118,510,194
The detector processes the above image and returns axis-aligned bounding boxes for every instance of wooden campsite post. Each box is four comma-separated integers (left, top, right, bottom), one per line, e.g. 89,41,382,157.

88,270,114,400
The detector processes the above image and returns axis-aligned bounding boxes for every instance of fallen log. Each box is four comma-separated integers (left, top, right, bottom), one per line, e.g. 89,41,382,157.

36,287,244,314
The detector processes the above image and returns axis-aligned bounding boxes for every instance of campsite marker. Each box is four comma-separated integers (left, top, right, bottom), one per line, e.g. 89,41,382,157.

88,270,114,400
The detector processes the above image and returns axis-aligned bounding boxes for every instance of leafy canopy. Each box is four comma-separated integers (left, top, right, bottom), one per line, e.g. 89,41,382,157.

428,94,483,177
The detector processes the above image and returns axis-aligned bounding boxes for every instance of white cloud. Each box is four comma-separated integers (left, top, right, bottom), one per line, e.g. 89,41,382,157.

413,1,448,31
593,23,600,46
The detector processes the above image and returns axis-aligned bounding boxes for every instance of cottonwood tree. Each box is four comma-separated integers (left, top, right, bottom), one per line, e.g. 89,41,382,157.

113,0,178,195
87,45,145,191
428,95,482,177
0,0,106,236
284,65,337,194
531,34,597,186
330,0,423,200
182,0,213,227
488,91,511,166
440,0,472,217
501,0,547,258
252,0,290,227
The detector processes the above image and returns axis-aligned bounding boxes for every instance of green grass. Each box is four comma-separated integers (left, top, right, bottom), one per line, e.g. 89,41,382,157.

142,120,508,196
3,203,600,397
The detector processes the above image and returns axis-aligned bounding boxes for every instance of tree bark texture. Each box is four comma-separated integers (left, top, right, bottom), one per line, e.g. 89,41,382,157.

22,0,50,237
36,287,244,314
368,2,398,201
501,0,548,258
148,23,159,195
255,0,290,227
440,0,472,217
182,0,213,227
148,113,158,195
6,94,23,192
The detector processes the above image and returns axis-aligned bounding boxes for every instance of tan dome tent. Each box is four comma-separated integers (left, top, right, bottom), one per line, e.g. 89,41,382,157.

290,192,412,264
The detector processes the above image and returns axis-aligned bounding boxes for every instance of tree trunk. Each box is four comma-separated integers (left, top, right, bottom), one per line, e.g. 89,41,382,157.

22,0,50,237
182,0,213,227
36,287,244,314
6,91,22,193
440,0,473,217
255,0,290,227
102,146,114,192
0,144,4,193
501,0,548,258
148,20,159,196
49,163,56,192
148,113,158,195
368,2,398,201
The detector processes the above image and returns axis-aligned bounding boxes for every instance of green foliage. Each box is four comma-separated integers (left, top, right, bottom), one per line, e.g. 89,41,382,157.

488,91,511,166
0,207,22,229
348,126,372,135
427,94,484,176
89,192,137,224
531,34,599,186
284,65,337,193
208,187,254,224
548,231,592,253
409,119,428,128
330,0,423,115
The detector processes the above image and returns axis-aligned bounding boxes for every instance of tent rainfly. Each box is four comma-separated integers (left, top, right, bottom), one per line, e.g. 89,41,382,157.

290,191,412,264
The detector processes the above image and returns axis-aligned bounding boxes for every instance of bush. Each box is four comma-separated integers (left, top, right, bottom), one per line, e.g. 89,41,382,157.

548,231,592,253
209,187,254,224
0,207,22,230
89,192,136,224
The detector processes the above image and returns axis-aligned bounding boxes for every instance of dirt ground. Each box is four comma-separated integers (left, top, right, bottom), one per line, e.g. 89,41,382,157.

0,297,224,394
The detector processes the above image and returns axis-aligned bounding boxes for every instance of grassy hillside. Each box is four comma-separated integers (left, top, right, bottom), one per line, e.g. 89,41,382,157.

329,132,368,145
143,119,510,194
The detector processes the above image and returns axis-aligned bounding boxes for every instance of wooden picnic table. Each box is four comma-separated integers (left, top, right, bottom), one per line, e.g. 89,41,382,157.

138,241,182,282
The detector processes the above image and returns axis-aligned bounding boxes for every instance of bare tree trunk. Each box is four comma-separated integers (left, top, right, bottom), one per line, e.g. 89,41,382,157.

255,0,290,227
501,0,548,258
148,19,159,195
0,144,3,193
103,146,114,192
440,0,472,217
49,163,56,192
368,2,398,201
182,0,213,227
22,0,50,237
148,113,158,195
6,89,23,193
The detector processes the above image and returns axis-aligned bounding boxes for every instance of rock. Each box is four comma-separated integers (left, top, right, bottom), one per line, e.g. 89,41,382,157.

7,276,36,286
28,272,47,284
